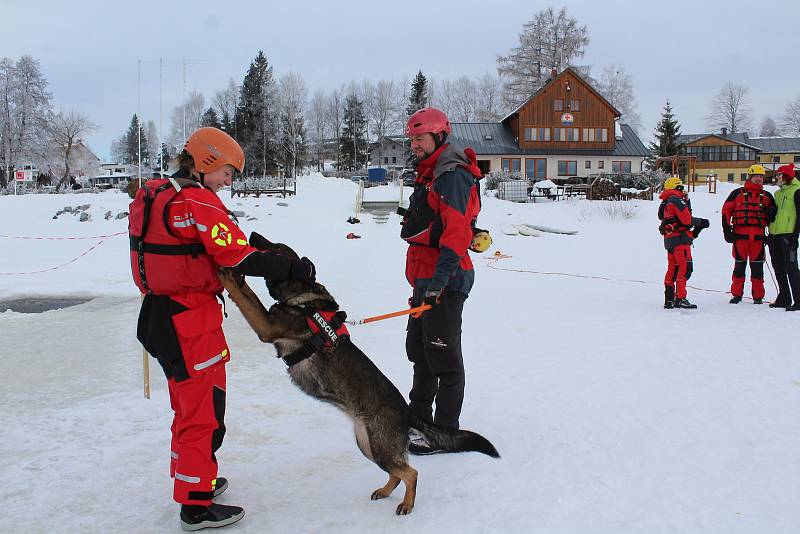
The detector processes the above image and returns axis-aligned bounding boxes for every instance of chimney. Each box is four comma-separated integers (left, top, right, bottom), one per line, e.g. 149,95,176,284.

721,127,728,136
550,66,558,78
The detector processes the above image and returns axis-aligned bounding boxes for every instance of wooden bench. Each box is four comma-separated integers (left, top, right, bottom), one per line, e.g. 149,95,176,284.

230,178,296,199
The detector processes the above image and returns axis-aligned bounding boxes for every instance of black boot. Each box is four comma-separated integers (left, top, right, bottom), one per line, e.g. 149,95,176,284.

180,504,244,531
770,297,789,308
664,287,675,309
787,303,800,312
729,295,742,304
753,298,763,305
674,298,697,309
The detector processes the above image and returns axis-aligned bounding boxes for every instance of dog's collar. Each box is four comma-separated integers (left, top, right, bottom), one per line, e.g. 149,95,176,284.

282,307,349,367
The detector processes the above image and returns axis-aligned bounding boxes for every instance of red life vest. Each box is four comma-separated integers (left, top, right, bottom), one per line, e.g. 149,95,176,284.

129,178,222,295
731,187,771,228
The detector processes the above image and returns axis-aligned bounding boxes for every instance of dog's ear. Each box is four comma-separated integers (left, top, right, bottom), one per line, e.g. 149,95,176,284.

249,231,273,251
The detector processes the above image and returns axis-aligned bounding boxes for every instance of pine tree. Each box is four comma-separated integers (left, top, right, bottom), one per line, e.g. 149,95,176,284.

647,100,681,172
234,50,279,177
201,107,221,128
339,94,367,172
123,114,149,165
159,142,174,172
406,71,428,117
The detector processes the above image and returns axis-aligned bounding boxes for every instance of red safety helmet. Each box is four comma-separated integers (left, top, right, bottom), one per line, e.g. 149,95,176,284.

184,127,245,174
405,107,452,137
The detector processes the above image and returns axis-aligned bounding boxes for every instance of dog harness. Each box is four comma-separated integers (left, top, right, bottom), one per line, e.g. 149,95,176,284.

282,308,350,367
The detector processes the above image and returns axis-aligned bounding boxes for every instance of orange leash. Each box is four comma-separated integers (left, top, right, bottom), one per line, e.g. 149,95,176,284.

346,304,432,325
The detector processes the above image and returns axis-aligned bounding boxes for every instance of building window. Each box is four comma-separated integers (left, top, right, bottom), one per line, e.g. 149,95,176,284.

737,147,756,161
538,127,550,141
772,156,781,163
566,128,579,142
569,99,581,112
612,161,631,173
501,158,521,175
598,160,605,169
525,158,547,180
585,160,591,169
525,127,550,142
595,128,608,143
383,157,388,164
553,128,567,142
392,157,396,164
558,160,577,176
740,173,747,181
582,128,595,142
794,155,800,163
727,173,734,182
553,99,563,111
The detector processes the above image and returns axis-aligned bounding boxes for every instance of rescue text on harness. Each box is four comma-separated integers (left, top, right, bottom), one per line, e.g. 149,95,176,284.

282,308,350,367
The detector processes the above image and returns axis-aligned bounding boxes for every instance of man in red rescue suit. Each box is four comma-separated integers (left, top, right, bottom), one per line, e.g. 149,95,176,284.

400,108,483,454
721,164,776,304
658,176,710,309
129,127,316,531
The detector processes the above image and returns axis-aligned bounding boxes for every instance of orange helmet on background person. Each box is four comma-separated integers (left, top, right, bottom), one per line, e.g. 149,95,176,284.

405,107,452,138
184,127,245,174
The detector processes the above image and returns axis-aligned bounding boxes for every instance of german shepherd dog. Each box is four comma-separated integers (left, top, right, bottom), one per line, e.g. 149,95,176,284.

217,232,499,515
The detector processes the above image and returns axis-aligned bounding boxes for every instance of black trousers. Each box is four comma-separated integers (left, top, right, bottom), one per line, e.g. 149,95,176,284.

406,288,466,430
768,235,800,305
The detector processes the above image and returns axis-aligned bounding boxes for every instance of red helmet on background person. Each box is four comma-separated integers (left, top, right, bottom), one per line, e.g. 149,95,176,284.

184,127,245,174
405,107,452,138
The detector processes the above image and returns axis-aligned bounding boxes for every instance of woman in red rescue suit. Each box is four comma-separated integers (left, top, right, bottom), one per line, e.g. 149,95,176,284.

721,164,776,304
129,127,316,531
658,176,710,309
400,108,483,454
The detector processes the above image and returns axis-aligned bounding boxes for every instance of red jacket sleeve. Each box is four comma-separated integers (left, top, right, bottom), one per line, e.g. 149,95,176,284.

166,189,258,268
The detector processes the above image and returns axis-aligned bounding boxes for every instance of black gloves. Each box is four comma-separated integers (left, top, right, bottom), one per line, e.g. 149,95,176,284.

288,257,316,283
691,218,710,238
723,225,735,243
423,289,442,307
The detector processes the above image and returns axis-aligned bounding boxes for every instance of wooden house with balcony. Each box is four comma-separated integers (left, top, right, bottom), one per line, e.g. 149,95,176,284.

450,67,648,181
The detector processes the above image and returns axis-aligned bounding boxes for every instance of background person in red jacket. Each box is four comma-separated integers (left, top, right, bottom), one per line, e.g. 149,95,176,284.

129,127,315,531
658,176,709,309
400,108,482,453
721,164,776,304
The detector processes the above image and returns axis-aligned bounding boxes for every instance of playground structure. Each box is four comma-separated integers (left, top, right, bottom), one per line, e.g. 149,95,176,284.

655,155,716,194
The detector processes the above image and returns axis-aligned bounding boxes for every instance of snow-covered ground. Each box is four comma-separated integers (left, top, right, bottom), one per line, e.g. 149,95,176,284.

1,175,798,533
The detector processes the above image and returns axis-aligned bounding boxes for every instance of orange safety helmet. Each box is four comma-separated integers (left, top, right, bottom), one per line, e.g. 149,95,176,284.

184,127,245,174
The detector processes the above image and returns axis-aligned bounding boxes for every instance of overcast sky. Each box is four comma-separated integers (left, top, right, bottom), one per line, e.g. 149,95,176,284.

3,0,798,160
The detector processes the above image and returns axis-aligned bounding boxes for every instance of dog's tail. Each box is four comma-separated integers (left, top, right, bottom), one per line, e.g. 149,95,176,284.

409,415,500,458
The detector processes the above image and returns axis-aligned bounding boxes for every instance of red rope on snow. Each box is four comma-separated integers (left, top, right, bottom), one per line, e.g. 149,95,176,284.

0,231,127,240
0,232,125,275
484,253,768,301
